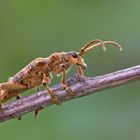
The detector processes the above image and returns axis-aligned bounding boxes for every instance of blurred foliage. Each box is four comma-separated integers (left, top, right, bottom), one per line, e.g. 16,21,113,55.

0,0,140,140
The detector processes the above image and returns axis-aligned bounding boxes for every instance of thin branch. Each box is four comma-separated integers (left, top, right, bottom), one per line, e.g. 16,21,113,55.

0,65,140,122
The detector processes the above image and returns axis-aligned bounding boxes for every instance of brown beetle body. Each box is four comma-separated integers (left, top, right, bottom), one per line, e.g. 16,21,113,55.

0,39,122,116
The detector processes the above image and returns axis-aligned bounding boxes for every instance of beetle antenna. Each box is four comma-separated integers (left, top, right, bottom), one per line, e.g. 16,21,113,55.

79,39,122,57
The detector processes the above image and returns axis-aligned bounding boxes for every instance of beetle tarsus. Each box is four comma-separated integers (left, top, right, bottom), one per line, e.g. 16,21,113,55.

0,104,3,112
16,95,21,100
17,115,22,120
16,95,22,120
34,106,44,117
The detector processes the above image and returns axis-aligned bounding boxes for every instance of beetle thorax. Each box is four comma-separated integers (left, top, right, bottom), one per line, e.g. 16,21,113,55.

47,52,72,74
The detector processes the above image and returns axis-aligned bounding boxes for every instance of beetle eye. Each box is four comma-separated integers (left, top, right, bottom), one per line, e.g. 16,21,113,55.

69,51,78,58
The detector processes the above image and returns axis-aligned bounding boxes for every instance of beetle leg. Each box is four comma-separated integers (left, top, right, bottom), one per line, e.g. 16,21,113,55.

0,90,3,111
0,89,8,111
42,73,61,105
61,69,74,97
0,82,27,112
16,95,21,100
36,87,40,92
77,65,84,76
61,69,67,89
34,106,44,117
15,95,22,120
34,73,61,116
0,82,27,102
0,82,27,91
0,102,3,111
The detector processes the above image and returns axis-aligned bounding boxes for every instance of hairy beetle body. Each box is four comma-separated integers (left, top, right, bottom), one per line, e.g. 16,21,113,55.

0,39,122,116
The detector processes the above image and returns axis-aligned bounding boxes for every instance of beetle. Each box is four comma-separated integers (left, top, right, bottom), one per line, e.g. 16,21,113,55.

0,39,122,117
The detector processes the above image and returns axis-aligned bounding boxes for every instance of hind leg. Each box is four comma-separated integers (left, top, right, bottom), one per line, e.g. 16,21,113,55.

0,82,27,90
0,89,8,111
0,82,27,104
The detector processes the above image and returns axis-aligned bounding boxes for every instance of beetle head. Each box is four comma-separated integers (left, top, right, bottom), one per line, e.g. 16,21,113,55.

66,51,87,71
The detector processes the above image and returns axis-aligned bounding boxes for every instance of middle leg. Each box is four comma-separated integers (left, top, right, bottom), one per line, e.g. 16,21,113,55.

42,73,61,105
61,69,74,97
34,73,61,117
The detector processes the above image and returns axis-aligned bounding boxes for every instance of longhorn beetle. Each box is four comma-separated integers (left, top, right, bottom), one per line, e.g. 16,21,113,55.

0,39,122,117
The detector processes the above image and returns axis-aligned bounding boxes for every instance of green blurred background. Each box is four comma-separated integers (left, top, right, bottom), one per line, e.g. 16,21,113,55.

0,0,140,140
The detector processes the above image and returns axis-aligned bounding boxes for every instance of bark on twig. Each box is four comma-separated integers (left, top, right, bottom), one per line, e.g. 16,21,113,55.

0,65,140,123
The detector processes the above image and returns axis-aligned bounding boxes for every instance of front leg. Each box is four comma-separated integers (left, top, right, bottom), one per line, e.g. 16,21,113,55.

77,65,84,76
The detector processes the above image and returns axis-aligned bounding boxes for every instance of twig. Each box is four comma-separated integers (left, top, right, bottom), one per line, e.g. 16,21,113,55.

0,65,140,122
